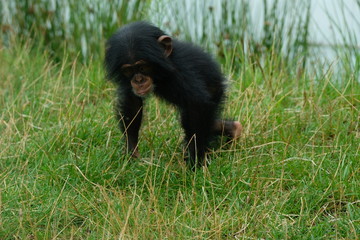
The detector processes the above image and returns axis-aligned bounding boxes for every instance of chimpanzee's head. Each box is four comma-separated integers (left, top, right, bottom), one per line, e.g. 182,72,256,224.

105,21,173,97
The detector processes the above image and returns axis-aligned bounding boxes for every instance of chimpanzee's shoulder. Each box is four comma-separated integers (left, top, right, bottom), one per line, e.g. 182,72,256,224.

172,40,215,63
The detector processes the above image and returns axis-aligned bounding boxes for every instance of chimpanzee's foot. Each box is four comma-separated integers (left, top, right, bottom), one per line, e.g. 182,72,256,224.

214,120,243,139
232,121,242,139
128,146,140,158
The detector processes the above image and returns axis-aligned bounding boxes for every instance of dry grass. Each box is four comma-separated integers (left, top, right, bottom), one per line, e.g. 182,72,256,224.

0,38,359,239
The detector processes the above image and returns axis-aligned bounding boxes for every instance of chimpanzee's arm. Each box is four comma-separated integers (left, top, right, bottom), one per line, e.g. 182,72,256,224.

116,89,143,157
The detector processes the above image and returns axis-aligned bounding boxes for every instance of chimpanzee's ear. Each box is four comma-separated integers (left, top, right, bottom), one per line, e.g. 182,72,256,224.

158,35,173,57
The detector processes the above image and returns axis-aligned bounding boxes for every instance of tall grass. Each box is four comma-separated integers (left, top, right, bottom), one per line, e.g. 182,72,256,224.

149,0,311,67
0,36,359,239
0,0,148,61
1,0,359,239
2,0,312,66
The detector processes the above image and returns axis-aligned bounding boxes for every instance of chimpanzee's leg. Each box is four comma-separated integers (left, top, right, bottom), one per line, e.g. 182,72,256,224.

180,103,217,167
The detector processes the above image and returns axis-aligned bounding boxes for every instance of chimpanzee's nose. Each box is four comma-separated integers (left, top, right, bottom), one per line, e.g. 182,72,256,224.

134,74,144,83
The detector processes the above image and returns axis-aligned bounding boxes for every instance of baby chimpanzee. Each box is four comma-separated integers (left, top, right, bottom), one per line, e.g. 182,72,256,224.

105,21,241,167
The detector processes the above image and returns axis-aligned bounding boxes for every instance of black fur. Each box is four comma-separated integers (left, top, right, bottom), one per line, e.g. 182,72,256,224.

105,21,226,167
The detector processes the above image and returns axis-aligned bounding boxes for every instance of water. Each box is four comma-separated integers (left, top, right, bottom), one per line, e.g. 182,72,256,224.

311,0,360,46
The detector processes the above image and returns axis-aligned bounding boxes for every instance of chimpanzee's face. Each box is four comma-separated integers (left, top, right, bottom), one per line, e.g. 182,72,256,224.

121,60,154,97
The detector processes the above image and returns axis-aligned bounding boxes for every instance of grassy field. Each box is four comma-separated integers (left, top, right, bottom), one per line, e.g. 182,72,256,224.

0,39,359,239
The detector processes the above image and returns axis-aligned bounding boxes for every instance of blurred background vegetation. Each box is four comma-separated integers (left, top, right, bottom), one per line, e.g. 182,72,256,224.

1,0,358,79
0,0,149,61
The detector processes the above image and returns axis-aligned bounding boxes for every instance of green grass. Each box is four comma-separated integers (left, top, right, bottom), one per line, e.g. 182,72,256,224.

0,41,359,239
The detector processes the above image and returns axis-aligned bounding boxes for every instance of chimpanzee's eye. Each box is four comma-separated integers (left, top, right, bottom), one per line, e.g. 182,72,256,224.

139,64,152,74
121,66,134,78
